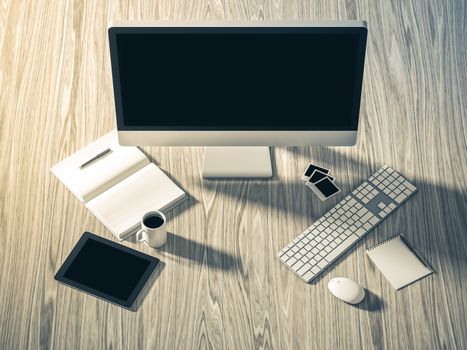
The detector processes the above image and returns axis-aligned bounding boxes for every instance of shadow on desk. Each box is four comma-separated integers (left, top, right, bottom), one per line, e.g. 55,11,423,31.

160,232,243,271
284,147,467,287
357,289,385,312
207,147,466,288
200,178,323,221
132,261,166,311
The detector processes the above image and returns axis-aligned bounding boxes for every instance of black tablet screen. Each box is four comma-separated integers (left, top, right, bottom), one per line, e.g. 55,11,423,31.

63,239,150,300
55,232,159,308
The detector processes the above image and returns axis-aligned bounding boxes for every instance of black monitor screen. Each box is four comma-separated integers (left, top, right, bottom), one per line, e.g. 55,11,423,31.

109,27,367,131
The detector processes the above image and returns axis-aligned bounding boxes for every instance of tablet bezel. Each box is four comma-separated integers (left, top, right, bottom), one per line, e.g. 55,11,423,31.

54,232,160,310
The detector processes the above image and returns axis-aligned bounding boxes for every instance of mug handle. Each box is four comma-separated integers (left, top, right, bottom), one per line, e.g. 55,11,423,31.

136,228,148,244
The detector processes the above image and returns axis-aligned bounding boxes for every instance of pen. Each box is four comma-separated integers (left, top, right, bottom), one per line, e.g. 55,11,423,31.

79,148,111,169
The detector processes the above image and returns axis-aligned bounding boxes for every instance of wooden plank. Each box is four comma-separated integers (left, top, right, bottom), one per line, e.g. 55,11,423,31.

0,0,465,349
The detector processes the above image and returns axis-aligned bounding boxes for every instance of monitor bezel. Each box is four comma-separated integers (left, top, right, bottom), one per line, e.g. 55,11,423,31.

108,21,367,135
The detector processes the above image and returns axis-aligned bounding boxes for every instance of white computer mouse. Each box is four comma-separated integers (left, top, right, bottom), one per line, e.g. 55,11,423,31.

328,277,365,304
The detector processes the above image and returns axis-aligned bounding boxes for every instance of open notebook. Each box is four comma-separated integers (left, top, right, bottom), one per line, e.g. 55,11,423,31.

50,130,186,240
366,234,433,290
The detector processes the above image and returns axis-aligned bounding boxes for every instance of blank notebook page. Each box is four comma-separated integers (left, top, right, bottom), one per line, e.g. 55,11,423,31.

50,130,148,202
86,163,185,238
366,235,432,290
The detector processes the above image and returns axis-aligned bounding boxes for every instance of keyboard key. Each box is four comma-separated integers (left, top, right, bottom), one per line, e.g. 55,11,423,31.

284,257,297,266
361,212,373,222
405,181,416,191
395,193,407,203
317,249,327,258
291,260,303,270
302,244,313,252
369,216,380,225
311,266,320,274
357,207,368,216
317,260,328,269
325,234,359,262
302,270,316,281
355,228,366,236
293,251,303,259
297,264,312,276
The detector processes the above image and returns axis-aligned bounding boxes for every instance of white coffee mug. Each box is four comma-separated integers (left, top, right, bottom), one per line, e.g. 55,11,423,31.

136,211,167,248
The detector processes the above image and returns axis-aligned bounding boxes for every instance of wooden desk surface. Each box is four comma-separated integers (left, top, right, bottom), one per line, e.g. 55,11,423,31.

1,1,465,349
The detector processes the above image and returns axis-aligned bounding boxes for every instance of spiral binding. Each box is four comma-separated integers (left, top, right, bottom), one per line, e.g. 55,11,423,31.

366,234,401,251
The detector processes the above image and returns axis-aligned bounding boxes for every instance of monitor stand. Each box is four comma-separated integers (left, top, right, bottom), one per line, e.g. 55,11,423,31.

202,147,273,178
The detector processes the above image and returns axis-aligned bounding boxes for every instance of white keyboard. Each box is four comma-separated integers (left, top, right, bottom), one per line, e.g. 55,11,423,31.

277,165,417,283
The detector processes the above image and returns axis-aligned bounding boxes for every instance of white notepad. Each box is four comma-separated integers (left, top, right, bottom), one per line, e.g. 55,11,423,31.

51,130,186,240
366,234,433,290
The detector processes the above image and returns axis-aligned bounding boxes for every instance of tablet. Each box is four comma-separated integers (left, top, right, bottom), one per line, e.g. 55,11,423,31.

55,232,160,309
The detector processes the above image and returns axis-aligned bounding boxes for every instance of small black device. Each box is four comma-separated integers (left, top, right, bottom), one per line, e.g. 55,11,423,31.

55,232,160,310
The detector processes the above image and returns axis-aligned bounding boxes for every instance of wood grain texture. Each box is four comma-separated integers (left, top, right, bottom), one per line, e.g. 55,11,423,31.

0,0,466,349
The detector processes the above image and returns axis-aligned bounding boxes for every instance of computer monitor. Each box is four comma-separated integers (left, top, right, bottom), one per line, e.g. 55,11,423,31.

108,21,367,177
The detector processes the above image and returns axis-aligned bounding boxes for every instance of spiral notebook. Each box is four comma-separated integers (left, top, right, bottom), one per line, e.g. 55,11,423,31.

366,234,433,290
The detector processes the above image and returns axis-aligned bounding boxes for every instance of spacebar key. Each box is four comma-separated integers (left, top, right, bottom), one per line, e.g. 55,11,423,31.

325,234,359,263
